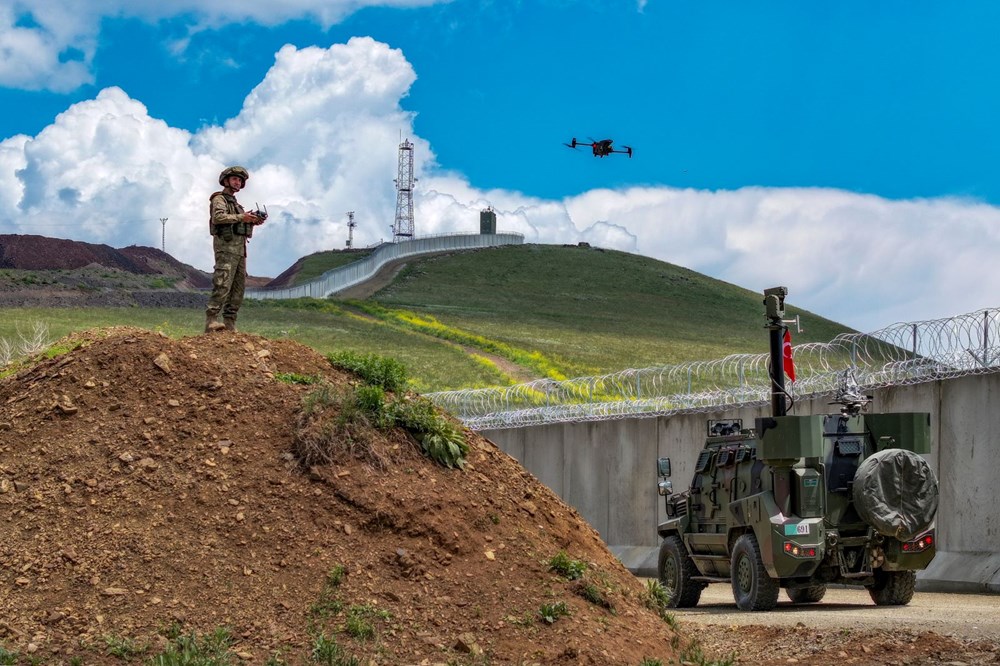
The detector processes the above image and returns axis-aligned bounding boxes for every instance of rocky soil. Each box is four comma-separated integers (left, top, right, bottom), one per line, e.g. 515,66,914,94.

0,328,688,665
0,235,272,308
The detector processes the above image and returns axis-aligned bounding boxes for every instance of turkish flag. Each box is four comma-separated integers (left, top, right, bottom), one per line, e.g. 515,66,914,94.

783,329,796,382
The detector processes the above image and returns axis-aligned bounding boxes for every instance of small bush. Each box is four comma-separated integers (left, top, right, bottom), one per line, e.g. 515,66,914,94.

295,382,468,470
327,351,407,393
354,384,393,428
538,601,570,625
149,277,179,289
548,551,587,580
393,397,468,469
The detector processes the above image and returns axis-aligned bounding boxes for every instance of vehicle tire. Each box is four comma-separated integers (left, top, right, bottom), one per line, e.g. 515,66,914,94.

786,584,827,604
657,535,704,608
731,533,779,611
867,569,916,606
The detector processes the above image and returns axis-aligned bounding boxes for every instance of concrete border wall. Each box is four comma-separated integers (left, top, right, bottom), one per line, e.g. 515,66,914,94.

482,373,1000,593
246,232,524,300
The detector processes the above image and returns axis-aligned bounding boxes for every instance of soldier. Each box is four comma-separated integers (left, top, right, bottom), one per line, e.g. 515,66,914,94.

205,165,266,333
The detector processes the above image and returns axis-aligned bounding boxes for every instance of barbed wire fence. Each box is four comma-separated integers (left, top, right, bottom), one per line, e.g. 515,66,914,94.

427,308,1000,430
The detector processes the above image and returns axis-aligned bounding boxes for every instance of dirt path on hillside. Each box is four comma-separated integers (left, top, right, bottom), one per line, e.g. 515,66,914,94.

341,304,540,384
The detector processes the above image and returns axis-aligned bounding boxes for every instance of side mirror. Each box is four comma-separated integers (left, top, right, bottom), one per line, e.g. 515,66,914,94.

658,480,673,496
657,457,671,478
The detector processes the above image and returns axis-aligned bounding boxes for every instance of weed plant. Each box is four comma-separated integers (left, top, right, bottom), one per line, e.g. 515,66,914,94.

0,645,17,665
392,396,468,469
275,372,320,385
537,601,570,624
576,581,611,609
642,580,677,627
343,604,390,641
103,634,148,659
548,551,587,580
297,354,469,469
310,634,360,666
308,566,347,630
147,628,234,666
327,350,407,393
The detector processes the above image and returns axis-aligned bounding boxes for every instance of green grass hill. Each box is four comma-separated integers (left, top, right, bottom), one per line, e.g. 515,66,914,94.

0,244,853,393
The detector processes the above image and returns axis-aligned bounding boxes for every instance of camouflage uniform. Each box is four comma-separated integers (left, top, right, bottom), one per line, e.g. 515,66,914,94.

206,166,261,331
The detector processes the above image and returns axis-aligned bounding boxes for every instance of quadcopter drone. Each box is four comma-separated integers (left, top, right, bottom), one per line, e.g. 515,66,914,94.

564,137,633,158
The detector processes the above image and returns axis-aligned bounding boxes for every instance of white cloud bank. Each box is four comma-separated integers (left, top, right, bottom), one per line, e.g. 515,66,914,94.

0,0,446,92
1,36,999,333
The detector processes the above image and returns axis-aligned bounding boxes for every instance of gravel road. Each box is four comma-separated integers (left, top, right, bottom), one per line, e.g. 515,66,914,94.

680,585,1000,638
664,584,1000,665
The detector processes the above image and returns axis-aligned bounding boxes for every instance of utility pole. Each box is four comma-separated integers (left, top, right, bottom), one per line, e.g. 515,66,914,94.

392,138,415,241
159,217,168,253
346,211,356,249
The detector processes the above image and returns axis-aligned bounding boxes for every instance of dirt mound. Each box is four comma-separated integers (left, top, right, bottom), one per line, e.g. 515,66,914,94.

0,329,684,664
0,235,155,273
0,235,271,294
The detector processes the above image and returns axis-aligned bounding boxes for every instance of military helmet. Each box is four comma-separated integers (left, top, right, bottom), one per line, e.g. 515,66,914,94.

218,165,250,187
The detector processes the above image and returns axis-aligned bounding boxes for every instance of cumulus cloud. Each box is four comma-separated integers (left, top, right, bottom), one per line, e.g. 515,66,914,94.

1,36,999,333
0,0,447,92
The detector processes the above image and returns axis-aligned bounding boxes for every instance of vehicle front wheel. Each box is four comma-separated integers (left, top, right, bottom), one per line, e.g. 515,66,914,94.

867,569,916,606
658,535,704,608
786,584,827,604
731,533,779,611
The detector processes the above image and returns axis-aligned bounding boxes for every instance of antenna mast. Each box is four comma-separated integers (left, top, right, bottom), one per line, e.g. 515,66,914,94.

159,217,168,252
392,138,415,241
346,211,356,249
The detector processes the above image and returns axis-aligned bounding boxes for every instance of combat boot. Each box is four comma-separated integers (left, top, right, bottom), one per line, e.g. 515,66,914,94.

223,317,237,332
205,315,225,333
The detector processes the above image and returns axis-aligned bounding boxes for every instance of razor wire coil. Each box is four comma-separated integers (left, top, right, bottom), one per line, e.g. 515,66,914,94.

426,308,1000,430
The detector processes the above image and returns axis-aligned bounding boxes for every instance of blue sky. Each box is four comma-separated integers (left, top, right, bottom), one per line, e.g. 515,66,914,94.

1,0,999,333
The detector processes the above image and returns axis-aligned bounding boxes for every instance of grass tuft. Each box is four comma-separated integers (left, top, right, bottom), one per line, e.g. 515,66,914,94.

327,350,408,393
147,627,234,665
538,601,570,625
103,634,148,660
310,634,360,666
548,551,587,580
643,580,677,627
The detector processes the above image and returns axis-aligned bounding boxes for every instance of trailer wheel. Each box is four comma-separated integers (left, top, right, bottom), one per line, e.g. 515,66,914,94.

867,569,916,606
786,584,827,604
731,533,779,611
658,535,704,608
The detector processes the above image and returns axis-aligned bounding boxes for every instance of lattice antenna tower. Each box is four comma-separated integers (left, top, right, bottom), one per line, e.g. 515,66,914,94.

392,138,415,241
345,211,356,249
159,217,168,253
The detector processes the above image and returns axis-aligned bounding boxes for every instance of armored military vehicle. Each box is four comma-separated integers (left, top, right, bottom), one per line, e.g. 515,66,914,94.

655,287,939,611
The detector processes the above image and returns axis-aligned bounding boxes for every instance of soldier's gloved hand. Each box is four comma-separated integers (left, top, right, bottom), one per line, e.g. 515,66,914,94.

242,212,263,224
